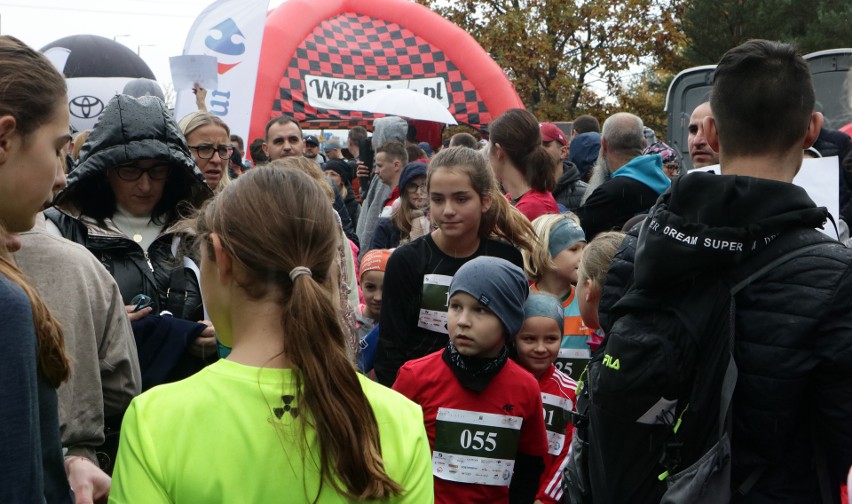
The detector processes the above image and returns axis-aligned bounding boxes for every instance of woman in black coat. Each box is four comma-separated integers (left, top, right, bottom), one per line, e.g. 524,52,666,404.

46,95,215,389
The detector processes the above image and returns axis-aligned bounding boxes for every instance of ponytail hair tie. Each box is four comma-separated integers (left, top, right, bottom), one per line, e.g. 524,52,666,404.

289,266,312,282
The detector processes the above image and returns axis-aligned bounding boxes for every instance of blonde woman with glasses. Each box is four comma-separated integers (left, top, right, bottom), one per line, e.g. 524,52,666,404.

179,111,233,192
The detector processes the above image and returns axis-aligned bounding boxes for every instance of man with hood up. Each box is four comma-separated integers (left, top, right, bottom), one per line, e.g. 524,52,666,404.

355,116,408,258
45,94,216,390
569,123,601,182
598,40,852,501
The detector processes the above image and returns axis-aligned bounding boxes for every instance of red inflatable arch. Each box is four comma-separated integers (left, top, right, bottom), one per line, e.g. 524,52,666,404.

249,0,522,142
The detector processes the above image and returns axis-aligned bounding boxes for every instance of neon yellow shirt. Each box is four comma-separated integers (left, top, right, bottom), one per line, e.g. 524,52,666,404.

110,359,433,503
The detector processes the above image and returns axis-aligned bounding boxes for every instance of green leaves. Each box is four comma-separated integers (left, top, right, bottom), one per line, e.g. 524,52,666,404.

417,0,685,124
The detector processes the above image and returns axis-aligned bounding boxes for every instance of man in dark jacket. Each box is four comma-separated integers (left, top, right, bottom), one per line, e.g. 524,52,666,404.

574,112,670,239
599,40,852,502
542,122,588,212
552,160,587,213
813,127,852,224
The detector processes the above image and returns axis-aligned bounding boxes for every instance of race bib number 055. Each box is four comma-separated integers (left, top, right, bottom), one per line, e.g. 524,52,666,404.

432,408,523,487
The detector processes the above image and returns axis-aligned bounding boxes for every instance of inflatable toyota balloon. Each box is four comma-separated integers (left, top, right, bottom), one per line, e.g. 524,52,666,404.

41,35,160,132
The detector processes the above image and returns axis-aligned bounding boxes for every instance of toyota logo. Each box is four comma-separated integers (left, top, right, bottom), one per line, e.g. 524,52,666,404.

69,95,104,119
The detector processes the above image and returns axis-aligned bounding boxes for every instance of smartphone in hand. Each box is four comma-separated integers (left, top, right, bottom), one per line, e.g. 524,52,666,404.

130,294,153,313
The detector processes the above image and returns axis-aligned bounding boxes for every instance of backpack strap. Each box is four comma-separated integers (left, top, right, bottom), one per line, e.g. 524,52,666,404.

729,235,838,296
724,230,838,426
726,230,841,496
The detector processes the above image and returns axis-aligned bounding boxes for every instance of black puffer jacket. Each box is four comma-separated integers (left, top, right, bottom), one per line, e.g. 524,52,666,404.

46,95,212,319
342,186,361,226
552,159,588,212
45,212,203,319
599,172,852,503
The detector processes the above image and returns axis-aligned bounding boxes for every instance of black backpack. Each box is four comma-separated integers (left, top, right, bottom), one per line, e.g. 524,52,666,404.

563,231,837,504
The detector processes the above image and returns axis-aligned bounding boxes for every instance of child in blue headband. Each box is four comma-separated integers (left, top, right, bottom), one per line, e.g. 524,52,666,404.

513,292,577,504
522,213,590,381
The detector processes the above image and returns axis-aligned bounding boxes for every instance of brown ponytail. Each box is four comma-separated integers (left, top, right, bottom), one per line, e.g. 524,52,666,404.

0,229,70,388
428,146,538,254
195,168,401,500
490,108,556,192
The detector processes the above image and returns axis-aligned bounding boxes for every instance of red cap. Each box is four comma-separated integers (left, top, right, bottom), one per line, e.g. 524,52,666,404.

540,123,567,146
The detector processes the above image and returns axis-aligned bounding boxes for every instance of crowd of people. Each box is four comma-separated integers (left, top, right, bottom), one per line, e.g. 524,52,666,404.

1,33,851,504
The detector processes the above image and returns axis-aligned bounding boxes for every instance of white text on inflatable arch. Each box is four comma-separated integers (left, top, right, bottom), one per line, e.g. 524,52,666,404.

304,75,449,110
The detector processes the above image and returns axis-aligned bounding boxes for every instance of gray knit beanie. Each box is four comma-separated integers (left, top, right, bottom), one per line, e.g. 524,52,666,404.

449,257,530,337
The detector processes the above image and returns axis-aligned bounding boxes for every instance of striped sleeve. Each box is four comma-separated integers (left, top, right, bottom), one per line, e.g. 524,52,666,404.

537,368,578,503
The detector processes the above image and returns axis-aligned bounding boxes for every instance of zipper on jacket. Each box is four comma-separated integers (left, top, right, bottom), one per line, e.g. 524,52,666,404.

143,250,154,272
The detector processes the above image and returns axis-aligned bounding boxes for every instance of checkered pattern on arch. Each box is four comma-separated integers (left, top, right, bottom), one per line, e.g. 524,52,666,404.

272,13,491,131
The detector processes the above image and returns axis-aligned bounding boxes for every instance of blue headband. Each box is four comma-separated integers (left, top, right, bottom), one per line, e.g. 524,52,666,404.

523,293,564,333
547,218,586,258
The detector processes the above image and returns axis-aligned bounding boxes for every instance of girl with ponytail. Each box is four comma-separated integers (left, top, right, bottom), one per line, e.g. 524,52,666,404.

0,35,84,502
374,146,537,386
110,167,432,503
489,108,560,221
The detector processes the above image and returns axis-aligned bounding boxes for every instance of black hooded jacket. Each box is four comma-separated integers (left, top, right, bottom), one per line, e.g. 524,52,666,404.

552,159,588,212
600,172,852,502
46,95,212,320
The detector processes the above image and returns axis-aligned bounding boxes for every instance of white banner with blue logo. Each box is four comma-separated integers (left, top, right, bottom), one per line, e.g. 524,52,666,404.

174,0,269,144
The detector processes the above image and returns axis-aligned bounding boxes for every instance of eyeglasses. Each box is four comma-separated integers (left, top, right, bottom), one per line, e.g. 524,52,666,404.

188,144,234,160
114,163,170,181
407,183,427,193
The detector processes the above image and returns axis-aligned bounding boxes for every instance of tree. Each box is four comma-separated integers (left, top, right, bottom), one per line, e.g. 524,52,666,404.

416,0,685,122
616,68,673,138
681,0,852,67
162,82,177,110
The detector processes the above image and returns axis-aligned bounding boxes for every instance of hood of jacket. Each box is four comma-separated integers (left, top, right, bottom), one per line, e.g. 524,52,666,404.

633,172,829,290
555,159,581,189
611,154,670,196
56,94,211,213
372,116,408,149
569,132,601,178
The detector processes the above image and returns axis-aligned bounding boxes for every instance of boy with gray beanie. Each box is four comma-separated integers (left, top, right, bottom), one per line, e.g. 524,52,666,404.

393,257,548,504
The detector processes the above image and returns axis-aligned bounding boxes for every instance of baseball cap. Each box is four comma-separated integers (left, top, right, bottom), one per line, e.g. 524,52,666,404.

304,135,320,146
540,123,567,146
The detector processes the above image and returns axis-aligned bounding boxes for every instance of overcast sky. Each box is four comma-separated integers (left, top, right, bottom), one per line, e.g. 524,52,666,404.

1,0,287,84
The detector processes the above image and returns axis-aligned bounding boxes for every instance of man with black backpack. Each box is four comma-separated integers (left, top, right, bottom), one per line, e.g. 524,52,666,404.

566,40,852,503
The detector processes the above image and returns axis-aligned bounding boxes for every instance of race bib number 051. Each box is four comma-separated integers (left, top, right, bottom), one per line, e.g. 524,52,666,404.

432,408,523,487
541,392,572,456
